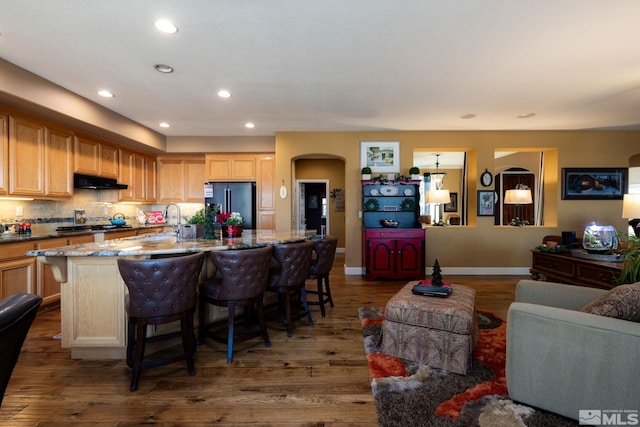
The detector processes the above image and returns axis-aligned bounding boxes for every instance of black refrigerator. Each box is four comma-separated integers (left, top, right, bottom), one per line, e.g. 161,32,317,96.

204,182,257,229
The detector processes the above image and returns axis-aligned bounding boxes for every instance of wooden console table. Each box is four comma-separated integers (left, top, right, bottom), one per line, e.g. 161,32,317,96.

530,250,621,290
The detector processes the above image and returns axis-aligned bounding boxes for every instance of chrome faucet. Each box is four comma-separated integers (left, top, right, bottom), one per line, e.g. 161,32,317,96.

163,203,182,241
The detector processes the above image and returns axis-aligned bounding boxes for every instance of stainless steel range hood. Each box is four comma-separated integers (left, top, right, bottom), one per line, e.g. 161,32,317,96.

73,173,128,190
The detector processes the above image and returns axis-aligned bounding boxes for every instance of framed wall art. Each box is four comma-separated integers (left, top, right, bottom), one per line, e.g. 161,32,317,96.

477,190,496,216
562,168,628,200
360,141,400,173
444,192,458,212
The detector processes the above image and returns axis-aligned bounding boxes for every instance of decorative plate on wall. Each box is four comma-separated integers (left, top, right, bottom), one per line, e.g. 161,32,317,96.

370,188,380,196
379,185,399,196
403,188,413,196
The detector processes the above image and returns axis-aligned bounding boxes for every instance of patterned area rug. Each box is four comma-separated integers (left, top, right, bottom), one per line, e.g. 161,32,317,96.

359,307,578,426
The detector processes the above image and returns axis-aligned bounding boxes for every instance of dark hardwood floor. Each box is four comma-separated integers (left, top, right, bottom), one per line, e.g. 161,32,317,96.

1,254,523,426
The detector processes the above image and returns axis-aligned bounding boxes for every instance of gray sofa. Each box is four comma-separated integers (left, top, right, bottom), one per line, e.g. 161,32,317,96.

506,280,640,421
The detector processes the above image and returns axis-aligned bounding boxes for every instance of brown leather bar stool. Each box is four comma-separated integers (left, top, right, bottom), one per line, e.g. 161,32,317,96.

267,240,314,337
198,245,273,363
306,235,338,317
0,293,42,407
117,252,204,392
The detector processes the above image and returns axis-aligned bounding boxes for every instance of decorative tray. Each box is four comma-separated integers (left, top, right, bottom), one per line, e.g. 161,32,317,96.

379,185,399,196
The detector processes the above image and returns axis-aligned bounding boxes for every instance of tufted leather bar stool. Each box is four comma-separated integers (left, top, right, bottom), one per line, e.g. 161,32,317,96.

0,293,42,407
306,235,338,317
117,252,204,392
198,245,273,363
267,240,314,337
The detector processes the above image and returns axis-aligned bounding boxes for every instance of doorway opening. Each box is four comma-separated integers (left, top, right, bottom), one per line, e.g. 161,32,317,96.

297,180,329,236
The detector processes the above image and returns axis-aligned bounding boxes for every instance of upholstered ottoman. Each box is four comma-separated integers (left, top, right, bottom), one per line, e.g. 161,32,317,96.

380,282,478,374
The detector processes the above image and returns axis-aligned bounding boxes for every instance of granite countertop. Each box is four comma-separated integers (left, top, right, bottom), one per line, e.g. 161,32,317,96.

0,224,168,244
26,230,314,257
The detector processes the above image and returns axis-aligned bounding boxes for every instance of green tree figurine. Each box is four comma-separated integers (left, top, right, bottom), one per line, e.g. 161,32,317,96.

431,259,443,287
203,204,218,239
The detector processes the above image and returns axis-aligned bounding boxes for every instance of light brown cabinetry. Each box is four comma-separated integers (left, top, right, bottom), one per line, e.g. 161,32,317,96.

118,148,156,202
106,230,137,240
0,241,37,300
204,153,276,229
145,155,157,202
157,156,205,203
0,113,7,195
8,115,75,199
8,115,45,197
256,154,276,230
44,125,74,198
205,154,256,181
74,135,119,179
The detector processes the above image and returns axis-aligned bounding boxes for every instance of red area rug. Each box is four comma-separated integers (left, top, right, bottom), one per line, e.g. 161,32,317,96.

359,306,577,426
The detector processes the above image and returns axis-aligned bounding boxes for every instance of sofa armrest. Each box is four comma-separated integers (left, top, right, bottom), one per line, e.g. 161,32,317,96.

506,302,640,420
515,279,607,311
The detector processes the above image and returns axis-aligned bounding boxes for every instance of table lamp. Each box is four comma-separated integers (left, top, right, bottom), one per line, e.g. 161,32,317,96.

504,185,532,226
425,154,450,224
622,193,640,237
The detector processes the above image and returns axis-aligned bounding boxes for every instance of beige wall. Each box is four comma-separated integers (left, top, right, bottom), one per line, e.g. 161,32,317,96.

275,131,640,273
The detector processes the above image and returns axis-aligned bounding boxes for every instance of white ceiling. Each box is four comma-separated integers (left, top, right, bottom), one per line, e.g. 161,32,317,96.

1,1,640,138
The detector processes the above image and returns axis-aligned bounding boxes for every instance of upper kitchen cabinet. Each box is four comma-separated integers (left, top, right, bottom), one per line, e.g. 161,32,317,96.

0,113,7,195
118,147,153,202
157,155,205,203
145,155,157,203
8,115,45,197
205,154,256,181
7,113,72,199
44,125,73,198
74,135,119,179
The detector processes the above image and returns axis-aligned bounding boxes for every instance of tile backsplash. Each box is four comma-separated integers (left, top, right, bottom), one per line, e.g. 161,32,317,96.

0,189,204,234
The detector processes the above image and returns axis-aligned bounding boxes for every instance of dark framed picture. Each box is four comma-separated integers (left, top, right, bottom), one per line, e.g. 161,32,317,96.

562,168,628,200
477,190,496,216
444,192,458,212
308,195,318,209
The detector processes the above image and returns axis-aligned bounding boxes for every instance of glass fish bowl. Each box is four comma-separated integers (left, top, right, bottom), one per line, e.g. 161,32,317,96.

582,223,618,253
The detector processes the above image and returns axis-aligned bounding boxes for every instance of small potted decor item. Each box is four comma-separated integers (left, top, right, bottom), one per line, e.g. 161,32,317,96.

203,205,218,240
409,167,421,181
361,167,372,181
217,211,244,237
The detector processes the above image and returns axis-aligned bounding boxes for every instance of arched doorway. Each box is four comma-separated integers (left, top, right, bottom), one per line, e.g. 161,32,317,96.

293,157,346,248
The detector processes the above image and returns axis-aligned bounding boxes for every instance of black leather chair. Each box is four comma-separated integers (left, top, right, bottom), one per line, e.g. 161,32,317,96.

0,292,42,407
267,240,314,337
306,235,338,317
117,252,204,392
198,245,273,363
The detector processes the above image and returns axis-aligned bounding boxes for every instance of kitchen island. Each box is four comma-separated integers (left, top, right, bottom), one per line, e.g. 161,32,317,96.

27,230,314,359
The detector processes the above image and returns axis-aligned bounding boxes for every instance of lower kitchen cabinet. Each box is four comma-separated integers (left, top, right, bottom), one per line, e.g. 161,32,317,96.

0,241,37,300
363,228,425,281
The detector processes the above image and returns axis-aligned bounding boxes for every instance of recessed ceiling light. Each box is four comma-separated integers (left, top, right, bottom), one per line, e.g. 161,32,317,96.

460,113,476,119
97,90,114,98
245,122,255,129
154,19,178,34
218,89,232,98
517,113,536,119
154,64,174,73
159,122,170,128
